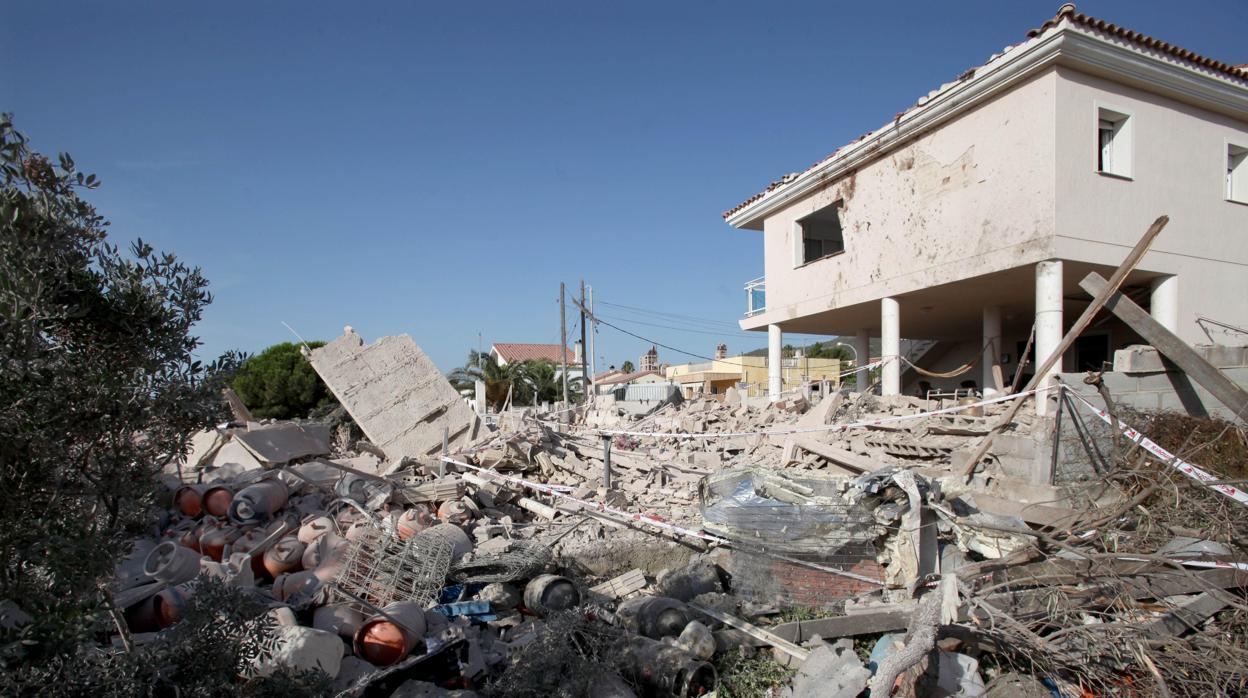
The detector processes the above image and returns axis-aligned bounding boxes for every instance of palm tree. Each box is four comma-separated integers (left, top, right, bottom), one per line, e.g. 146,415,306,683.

447,350,515,409
620,360,635,373
512,360,584,406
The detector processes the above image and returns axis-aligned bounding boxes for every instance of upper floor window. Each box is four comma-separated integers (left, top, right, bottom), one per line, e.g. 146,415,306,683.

797,200,844,266
1096,106,1132,178
1228,142,1247,204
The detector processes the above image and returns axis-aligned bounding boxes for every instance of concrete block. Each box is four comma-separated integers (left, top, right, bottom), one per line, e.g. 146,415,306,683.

309,329,480,460
1199,344,1248,369
1113,345,1165,374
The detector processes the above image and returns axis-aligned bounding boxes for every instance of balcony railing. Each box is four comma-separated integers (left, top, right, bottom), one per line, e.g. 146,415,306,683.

744,277,765,317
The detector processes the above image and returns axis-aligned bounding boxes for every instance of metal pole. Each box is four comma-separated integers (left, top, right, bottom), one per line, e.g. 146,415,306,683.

560,282,569,410
1049,383,1064,486
602,435,612,490
588,285,597,393
439,426,448,477
580,279,588,404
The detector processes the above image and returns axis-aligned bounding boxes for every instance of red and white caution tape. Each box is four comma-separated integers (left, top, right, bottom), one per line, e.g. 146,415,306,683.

1063,387,1248,507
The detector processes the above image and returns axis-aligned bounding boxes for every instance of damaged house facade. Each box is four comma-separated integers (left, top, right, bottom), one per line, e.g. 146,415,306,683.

727,5,1248,408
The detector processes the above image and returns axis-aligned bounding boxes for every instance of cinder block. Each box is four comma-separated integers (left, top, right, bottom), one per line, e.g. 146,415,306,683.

1113,345,1165,374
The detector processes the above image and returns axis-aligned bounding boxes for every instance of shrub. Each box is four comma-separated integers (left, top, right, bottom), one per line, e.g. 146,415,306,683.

231,341,336,419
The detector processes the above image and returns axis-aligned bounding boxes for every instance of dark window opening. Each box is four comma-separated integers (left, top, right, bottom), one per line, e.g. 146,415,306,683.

799,201,844,265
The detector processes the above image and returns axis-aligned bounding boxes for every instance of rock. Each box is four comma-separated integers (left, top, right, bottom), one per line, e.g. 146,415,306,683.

789,643,869,698
480,583,522,611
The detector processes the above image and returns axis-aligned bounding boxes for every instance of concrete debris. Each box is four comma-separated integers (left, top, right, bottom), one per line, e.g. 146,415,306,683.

115,351,1248,696
787,641,869,698
307,328,481,460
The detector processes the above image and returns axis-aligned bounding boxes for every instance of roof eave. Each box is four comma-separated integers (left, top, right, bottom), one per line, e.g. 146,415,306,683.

725,20,1248,231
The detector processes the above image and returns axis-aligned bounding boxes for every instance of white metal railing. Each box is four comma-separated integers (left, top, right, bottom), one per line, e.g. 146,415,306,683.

744,277,765,317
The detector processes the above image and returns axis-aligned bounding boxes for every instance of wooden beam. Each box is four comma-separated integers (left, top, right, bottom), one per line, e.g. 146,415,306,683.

690,602,811,663
1080,272,1248,422
962,215,1170,480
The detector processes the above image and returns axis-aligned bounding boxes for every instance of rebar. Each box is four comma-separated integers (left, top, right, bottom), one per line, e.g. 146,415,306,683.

449,539,552,584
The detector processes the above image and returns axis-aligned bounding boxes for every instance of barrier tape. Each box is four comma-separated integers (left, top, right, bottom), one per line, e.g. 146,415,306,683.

1062,387,1248,507
545,386,1048,440
439,455,885,586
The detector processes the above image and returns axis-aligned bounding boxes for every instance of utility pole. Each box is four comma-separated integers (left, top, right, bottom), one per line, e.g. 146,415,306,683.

579,280,589,404
587,284,597,393
560,282,569,408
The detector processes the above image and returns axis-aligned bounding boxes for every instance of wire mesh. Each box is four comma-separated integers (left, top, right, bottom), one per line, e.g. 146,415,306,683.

449,539,552,584
333,522,453,609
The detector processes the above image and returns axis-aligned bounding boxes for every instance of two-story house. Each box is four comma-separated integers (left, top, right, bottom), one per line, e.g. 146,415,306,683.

726,5,1248,413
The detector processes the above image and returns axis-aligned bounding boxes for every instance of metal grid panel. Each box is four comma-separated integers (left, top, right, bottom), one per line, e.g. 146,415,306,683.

333,523,453,608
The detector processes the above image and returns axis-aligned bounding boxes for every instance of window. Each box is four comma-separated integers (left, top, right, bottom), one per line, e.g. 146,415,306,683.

1228,143,1248,204
1096,106,1132,178
796,200,844,265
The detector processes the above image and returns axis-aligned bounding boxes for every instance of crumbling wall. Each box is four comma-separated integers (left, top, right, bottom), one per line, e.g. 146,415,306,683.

307,328,479,459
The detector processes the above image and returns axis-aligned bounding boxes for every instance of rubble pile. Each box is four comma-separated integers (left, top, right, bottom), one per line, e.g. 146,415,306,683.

106,331,1247,696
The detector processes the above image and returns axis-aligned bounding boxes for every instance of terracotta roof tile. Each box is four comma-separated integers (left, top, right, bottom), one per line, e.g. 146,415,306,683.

722,4,1247,222
491,343,580,365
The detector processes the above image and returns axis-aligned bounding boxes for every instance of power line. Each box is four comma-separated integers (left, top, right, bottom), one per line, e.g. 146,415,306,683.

596,312,762,339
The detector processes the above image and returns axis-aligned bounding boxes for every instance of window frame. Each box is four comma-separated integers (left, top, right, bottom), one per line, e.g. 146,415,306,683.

792,199,846,268
1226,139,1248,205
1093,102,1134,180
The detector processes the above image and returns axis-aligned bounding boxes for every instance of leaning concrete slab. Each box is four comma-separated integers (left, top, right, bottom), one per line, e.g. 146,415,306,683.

234,422,332,465
307,328,480,460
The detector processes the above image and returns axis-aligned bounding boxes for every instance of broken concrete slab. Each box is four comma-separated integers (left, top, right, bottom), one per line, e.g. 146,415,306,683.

234,422,332,465
787,642,869,698
308,328,480,460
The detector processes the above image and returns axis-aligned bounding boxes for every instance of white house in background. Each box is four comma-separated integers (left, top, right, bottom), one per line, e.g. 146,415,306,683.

726,4,1248,411
489,342,585,381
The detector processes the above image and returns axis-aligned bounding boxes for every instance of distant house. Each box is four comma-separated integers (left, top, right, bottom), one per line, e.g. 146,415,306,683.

489,341,585,380
595,369,666,390
665,344,844,399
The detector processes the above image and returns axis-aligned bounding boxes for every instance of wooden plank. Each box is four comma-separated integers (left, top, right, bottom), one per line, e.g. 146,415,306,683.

1080,272,1248,422
770,609,913,643
1139,591,1230,637
589,568,647,599
691,602,811,663
962,215,1170,480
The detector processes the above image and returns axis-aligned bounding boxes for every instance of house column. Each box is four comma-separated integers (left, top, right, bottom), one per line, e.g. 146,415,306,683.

768,324,783,402
1150,275,1179,333
1035,260,1064,416
854,329,870,393
982,305,1003,397
881,297,900,396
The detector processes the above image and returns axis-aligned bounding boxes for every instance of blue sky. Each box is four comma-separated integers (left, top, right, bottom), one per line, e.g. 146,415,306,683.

4,1,1244,373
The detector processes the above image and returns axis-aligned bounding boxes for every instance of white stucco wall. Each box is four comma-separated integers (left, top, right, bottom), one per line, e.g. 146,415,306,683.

749,70,1059,331
1053,67,1248,346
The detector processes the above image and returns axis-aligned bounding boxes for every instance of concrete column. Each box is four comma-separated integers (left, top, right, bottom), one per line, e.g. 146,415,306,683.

768,324,783,402
1150,275,1178,333
854,329,870,393
982,306,1003,397
1035,260,1064,415
881,297,900,396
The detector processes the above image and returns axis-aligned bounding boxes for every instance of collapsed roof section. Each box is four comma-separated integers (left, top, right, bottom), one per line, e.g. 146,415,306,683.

307,328,480,461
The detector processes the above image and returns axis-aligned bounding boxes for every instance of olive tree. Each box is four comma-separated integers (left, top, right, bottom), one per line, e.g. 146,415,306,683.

0,115,321,693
